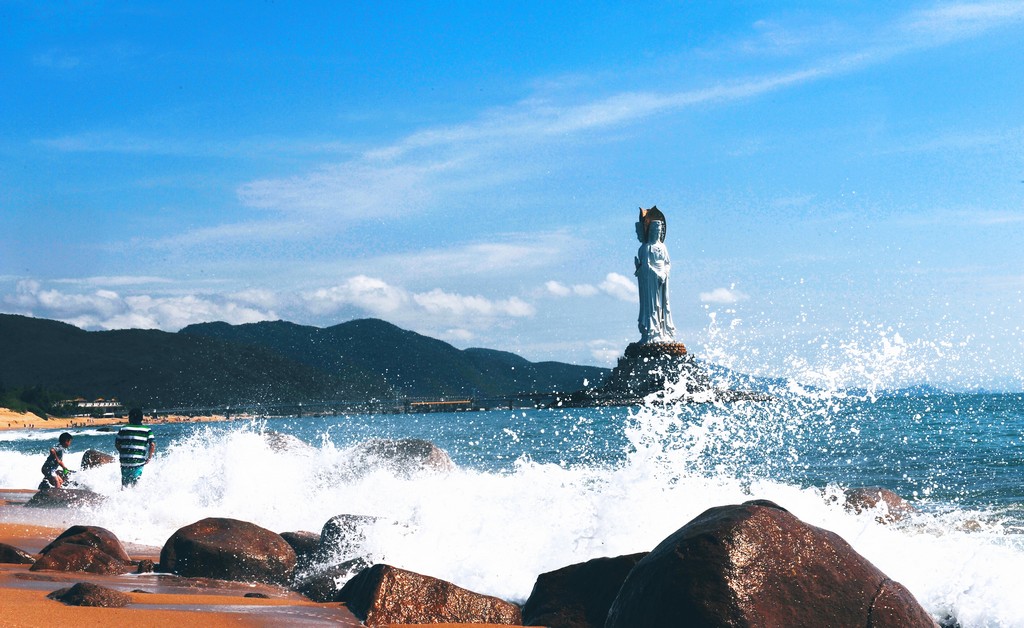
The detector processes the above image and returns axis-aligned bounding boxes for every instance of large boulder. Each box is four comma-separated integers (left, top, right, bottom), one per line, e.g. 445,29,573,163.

522,553,647,628
606,500,936,628
30,525,132,575
280,530,321,570
159,517,296,585
31,544,131,575
262,430,315,453
317,513,380,564
25,487,105,508
40,525,132,563
295,557,371,603
351,438,455,478
0,543,36,564
47,581,131,607
844,487,914,522
338,563,521,626
81,448,116,469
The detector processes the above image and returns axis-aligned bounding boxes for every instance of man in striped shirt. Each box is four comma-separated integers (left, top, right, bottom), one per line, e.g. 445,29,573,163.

115,408,156,487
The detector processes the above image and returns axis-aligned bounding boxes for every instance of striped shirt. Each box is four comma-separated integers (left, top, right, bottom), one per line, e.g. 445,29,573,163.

115,425,155,468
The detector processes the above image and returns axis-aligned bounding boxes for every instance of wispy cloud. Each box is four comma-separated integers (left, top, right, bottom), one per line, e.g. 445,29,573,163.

546,273,635,302
33,2,1024,255
53,275,175,287
545,281,600,298
6,280,276,331
203,3,1024,244
700,287,749,304
302,276,535,333
4,273,539,335
905,1,1024,38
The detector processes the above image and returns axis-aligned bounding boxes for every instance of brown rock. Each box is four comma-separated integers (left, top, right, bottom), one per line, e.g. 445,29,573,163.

25,487,105,508
81,448,116,469
0,542,36,564
47,581,131,607
522,553,646,628
30,543,131,574
353,438,456,477
318,513,380,564
606,500,936,628
280,530,321,569
844,486,915,522
159,517,296,585
338,563,522,626
295,557,371,602
30,525,132,574
40,525,132,563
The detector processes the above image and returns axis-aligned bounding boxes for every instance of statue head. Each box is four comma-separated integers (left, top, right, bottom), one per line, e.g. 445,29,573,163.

647,220,665,244
638,206,667,243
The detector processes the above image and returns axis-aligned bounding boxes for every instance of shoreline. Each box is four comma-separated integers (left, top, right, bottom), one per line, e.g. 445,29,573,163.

0,408,249,433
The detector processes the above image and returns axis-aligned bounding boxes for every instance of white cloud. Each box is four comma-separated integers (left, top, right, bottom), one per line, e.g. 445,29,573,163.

376,236,568,279
589,343,623,365
700,287,749,304
53,275,174,287
546,280,609,298
5,280,275,331
441,328,475,343
304,275,410,316
600,273,637,302
907,1,1024,38
414,289,535,318
546,281,571,297
230,288,280,309
301,276,535,332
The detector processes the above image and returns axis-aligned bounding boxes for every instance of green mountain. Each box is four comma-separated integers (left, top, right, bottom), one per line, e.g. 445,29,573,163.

180,318,608,397
0,314,608,408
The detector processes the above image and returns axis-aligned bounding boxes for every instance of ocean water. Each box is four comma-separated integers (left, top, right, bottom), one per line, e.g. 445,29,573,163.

1,378,1023,626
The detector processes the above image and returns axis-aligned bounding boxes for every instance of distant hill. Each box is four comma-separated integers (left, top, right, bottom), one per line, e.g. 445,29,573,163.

0,314,608,408
180,318,609,398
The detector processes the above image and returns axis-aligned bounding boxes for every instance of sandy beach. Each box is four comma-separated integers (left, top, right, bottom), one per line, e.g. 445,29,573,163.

0,501,520,627
0,520,364,627
0,407,239,433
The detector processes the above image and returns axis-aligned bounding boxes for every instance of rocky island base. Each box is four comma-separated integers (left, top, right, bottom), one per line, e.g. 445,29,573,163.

568,342,772,407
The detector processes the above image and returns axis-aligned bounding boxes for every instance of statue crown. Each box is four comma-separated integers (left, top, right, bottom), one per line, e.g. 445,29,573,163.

638,206,667,242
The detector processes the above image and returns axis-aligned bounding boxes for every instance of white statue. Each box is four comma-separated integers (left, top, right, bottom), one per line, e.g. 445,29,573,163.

635,207,675,344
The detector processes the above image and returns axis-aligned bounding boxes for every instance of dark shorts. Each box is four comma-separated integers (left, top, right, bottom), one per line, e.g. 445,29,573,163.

120,465,144,487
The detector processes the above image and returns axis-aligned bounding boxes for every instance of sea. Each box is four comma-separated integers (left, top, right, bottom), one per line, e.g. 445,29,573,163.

1,371,1023,626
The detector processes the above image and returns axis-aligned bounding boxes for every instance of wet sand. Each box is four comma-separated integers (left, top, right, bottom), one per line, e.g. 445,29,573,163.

0,519,362,627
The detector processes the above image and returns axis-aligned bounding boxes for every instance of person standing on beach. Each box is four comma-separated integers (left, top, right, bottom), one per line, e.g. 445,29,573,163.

115,408,156,487
41,432,73,488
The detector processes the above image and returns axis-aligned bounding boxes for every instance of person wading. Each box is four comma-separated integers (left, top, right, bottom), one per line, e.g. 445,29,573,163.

115,408,156,487
41,432,74,488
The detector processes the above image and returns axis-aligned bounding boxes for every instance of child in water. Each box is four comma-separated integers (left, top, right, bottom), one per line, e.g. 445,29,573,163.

41,432,73,488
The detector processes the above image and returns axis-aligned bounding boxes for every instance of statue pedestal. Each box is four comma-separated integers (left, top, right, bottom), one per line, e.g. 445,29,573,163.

570,341,712,406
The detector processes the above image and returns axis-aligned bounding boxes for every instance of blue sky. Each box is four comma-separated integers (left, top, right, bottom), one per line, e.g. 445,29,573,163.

2,1,1023,390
